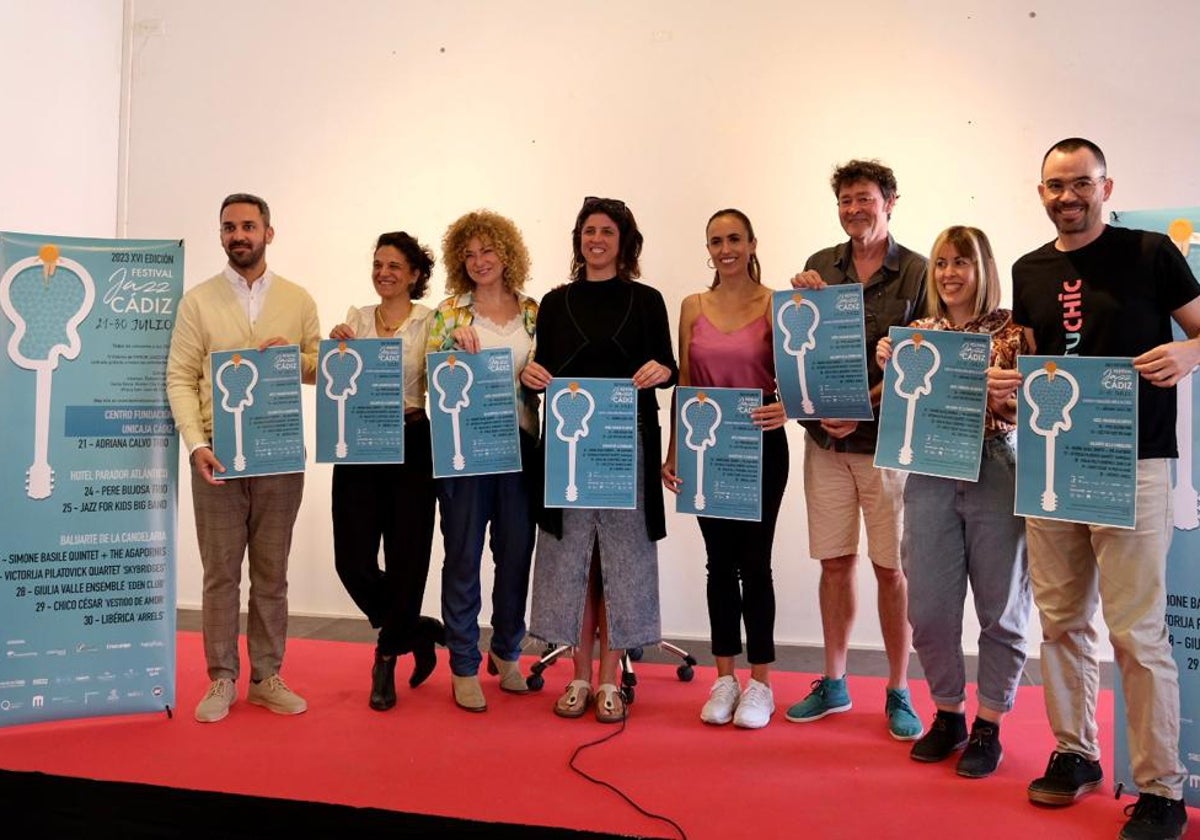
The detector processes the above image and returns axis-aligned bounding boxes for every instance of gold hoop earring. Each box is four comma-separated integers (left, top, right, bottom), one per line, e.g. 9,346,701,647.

706,257,715,269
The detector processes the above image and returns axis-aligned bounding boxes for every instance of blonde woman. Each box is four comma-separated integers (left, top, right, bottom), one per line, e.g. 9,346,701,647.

876,226,1030,778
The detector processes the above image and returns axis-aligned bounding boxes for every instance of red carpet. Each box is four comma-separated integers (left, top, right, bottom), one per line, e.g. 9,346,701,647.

0,632,1192,839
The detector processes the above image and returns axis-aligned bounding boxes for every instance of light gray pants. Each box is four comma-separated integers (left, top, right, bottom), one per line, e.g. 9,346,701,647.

903,433,1031,713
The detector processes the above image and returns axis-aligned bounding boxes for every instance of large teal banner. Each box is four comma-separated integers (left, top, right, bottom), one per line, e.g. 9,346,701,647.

0,232,182,726
1110,209,1200,805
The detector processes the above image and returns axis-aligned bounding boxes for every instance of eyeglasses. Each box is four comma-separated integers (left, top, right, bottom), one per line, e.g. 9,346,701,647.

1041,176,1106,198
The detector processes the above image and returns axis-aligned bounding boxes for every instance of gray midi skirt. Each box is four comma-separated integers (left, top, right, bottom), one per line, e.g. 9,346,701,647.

528,436,661,650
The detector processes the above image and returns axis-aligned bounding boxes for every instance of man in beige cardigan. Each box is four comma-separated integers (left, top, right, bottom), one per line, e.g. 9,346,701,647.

167,193,320,723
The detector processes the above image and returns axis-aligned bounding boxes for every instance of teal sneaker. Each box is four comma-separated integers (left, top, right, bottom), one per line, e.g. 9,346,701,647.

886,688,923,741
785,676,852,723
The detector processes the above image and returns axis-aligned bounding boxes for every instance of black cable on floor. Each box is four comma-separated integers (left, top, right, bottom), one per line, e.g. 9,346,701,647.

567,704,687,840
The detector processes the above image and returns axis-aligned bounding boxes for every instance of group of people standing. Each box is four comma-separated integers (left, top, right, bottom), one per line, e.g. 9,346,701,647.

166,135,1198,840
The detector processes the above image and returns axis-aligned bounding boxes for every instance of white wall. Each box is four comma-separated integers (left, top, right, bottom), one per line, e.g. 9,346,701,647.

0,0,123,235
12,0,1200,657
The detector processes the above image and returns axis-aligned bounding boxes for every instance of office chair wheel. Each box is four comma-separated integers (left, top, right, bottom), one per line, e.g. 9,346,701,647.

526,673,544,691
627,647,644,662
676,664,694,682
623,685,635,705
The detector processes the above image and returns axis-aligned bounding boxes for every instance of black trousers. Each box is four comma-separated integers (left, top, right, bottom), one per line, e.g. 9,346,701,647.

696,425,789,665
332,417,436,656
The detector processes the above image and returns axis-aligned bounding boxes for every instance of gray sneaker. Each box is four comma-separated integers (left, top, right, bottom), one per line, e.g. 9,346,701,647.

248,674,307,715
194,678,235,723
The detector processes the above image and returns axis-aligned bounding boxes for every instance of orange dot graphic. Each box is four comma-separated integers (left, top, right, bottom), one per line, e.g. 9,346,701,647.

1167,218,1194,244
39,244,60,279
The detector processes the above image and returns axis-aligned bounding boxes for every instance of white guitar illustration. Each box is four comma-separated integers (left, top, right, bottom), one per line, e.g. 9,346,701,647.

890,333,941,466
776,294,820,415
1167,218,1200,530
680,391,722,511
431,354,475,471
214,354,259,472
0,244,96,499
321,342,364,459
1024,361,1080,513
550,381,595,502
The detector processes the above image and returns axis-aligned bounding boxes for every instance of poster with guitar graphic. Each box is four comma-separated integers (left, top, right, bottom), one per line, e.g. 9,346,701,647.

543,377,636,509
1014,355,1136,528
1111,207,1200,807
0,232,181,727
316,338,404,464
210,345,304,477
874,326,989,480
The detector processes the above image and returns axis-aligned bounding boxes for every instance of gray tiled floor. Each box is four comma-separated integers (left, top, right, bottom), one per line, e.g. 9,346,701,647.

178,608,1112,687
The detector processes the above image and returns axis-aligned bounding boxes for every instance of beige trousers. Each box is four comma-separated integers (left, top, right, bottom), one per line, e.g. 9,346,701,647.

192,465,304,683
1028,459,1185,798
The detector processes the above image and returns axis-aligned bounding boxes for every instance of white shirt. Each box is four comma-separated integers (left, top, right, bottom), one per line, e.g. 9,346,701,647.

344,303,433,411
473,312,537,436
223,264,274,325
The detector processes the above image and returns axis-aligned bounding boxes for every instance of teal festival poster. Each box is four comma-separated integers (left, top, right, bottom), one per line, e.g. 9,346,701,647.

875,327,990,481
543,377,637,510
771,286,872,421
1111,208,1200,806
1014,355,1137,528
0,232,181,726
428,348,521,478
673,386,763,521
210,345,305,477
315,338,404,464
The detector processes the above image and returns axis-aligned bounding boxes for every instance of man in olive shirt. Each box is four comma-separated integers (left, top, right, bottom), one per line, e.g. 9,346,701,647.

784,160,928,741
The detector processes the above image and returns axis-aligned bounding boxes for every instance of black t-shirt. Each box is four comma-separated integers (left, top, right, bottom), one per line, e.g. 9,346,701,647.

1012,225,1200,459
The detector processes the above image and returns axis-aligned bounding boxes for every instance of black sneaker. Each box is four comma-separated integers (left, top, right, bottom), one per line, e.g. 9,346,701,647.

910,710,968,762
1120,793,1188,840
956,721,1002,778
1027,750,1103,805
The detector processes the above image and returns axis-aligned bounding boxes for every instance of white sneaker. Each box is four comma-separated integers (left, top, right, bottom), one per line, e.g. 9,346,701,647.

733,679,775,729
700,675,741,725
194,678,235,723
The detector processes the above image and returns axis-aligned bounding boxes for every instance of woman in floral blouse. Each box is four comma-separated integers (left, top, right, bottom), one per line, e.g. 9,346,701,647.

876,226,1031,780
429,210,539,713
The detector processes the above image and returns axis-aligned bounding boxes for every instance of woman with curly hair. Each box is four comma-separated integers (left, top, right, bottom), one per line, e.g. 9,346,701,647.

429,210,540,712
329,231,444,712
521,197,677,723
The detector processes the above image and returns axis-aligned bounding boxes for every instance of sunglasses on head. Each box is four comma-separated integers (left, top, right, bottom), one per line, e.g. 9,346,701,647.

581,196,628,215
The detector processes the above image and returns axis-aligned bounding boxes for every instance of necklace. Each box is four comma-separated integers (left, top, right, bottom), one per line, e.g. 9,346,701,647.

375,305,407,333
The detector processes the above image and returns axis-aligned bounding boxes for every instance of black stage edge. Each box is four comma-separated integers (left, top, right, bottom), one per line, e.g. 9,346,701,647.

0,769,646,838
